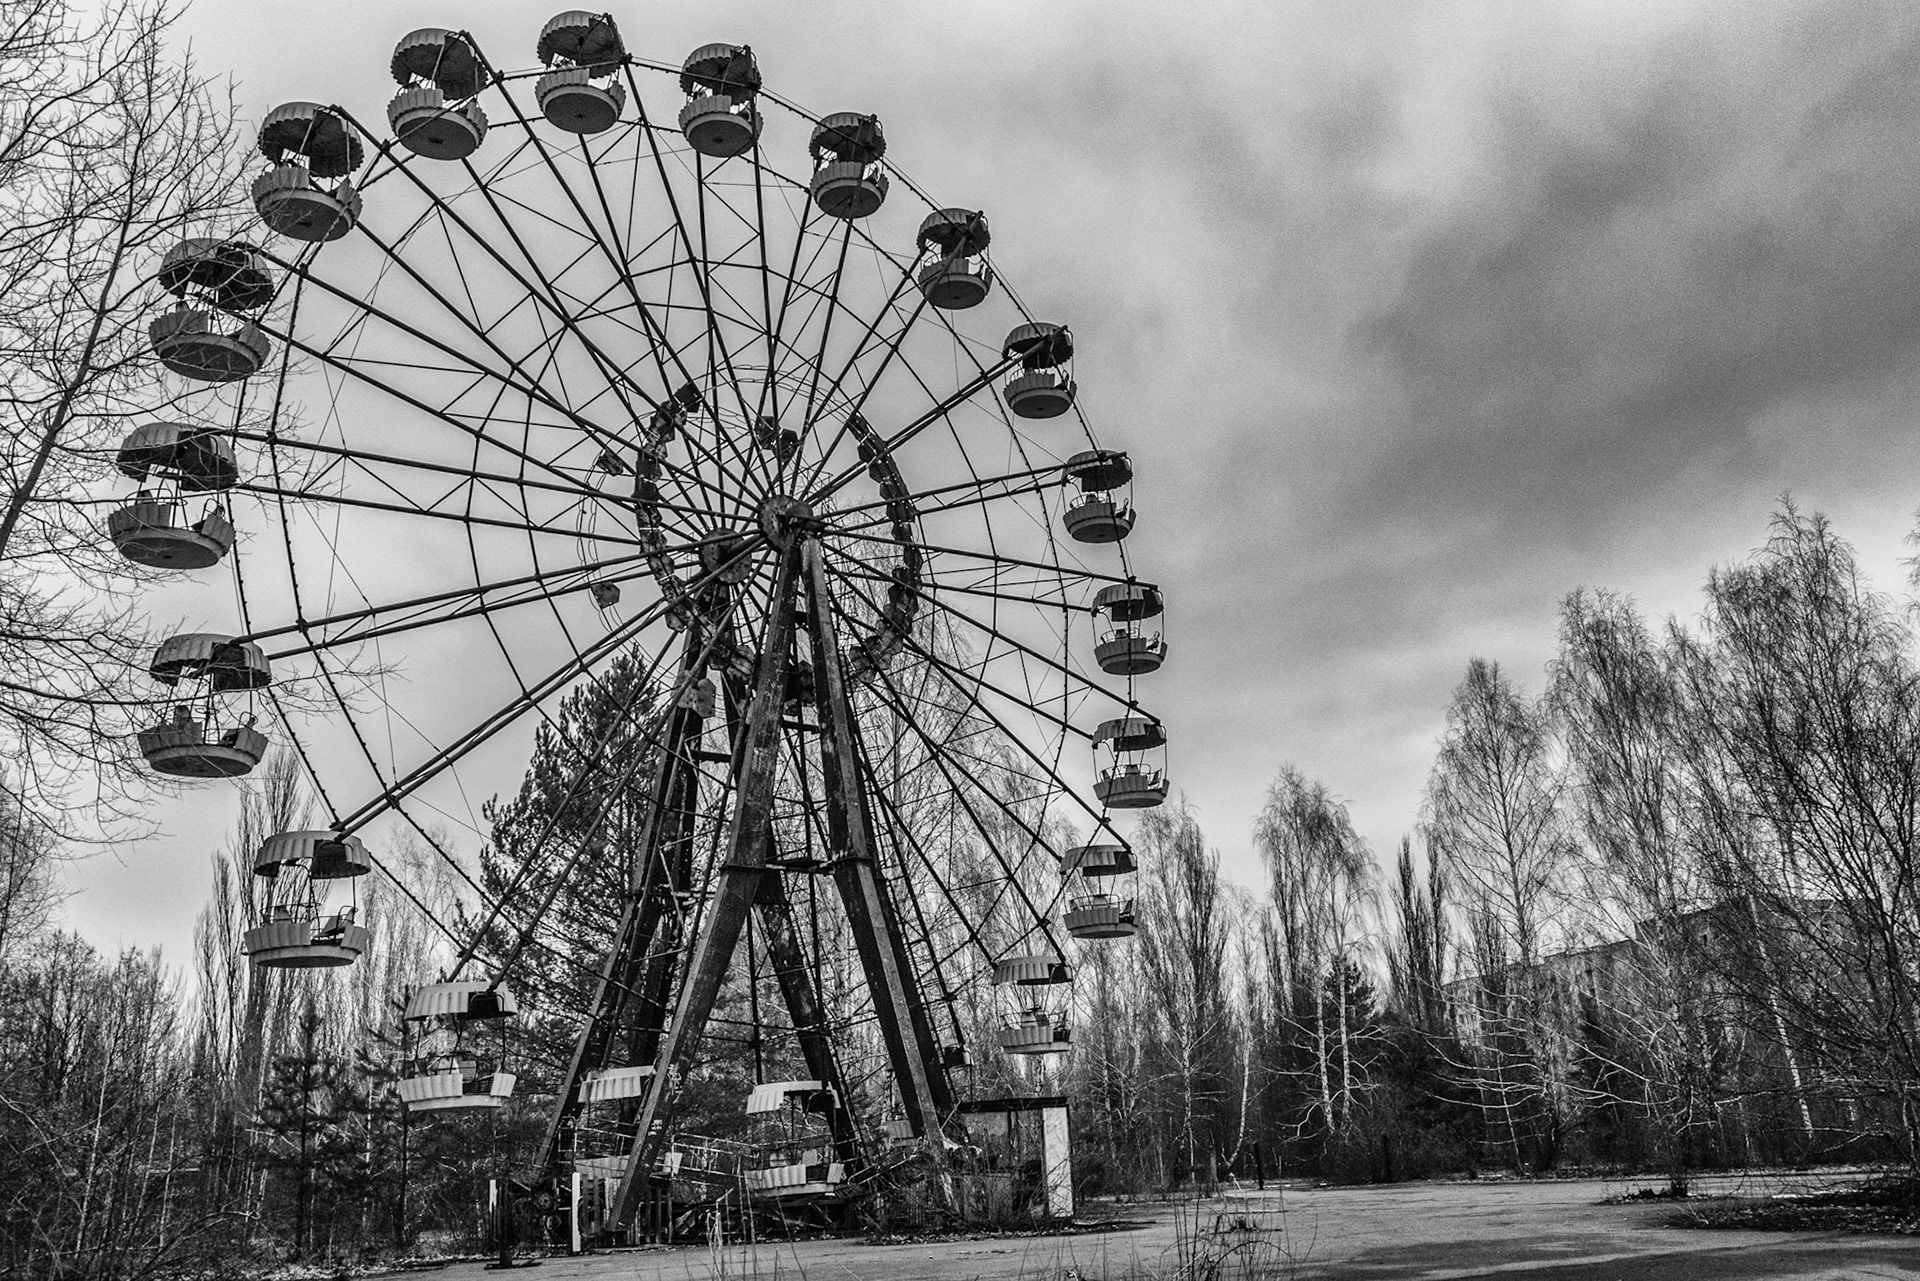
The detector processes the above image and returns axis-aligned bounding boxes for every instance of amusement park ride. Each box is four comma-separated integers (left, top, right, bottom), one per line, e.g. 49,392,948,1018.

112,11,1169,1243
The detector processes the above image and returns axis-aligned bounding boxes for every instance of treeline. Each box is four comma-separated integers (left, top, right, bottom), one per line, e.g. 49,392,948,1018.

0,754,503,1276
1057,505,1920,1193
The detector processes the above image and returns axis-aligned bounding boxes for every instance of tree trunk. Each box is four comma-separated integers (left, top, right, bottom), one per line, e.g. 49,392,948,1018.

1336,961,1354,1134
1314,980,1335,1155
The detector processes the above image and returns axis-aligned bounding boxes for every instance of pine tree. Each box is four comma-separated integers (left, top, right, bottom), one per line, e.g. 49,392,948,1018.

468,649,661,1079
256,1003,368,1258
355,1026,413,1254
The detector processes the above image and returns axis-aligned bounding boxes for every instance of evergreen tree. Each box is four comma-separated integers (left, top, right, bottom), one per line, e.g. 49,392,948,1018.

467,649,661,1085
356,1015,414,1254
256,1003,368,1258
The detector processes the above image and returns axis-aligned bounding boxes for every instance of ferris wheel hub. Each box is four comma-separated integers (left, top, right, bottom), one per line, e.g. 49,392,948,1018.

757,493,815,549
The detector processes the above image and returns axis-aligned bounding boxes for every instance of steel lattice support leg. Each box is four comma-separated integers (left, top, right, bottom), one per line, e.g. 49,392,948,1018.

802,540,956,1145
753,867,863,1167
530,628,714,1183
609,544,802,1225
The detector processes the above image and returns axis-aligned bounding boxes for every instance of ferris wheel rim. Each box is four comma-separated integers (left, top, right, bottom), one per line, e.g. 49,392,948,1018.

130,20,1170,1131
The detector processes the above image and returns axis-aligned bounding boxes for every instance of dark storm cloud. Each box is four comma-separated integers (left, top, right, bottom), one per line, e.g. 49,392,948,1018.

1361,2,1920,536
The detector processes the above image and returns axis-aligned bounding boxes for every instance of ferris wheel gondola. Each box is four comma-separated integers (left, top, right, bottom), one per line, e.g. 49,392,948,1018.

397,980,519,1112
243,831,372,967
109,422,238,569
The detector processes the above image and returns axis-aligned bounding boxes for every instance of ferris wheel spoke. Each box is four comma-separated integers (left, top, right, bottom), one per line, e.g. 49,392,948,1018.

486,79,770,502
277,295,751,520
251,444,543,886
238,548,650,649
756,179,837,432
468,608,745,982
278,769,474,951
481,82,660,304
829,461,1068,530
272,440,731,532
238,531,743,661
747,147,787,425
855,656,1068,960
578,140,759,492
802,353,1022,509
730,183,846,502
326,608,658,837
361,119,777,519
829,552,1088,616
724,557,784,666
277,625,504,902
319,525,768,839
385,122,769,515
258,562,648,661
234,477,642,548
843,476,1061,533
813,290,929,427
859,730,1045,979
420,135,696,431
234,426,613,510
823,523,1134,592
828,587,1130,856
688,159,748,436
825,579,1087,746
788,279,925,496
245,294,640,503
499,363,599,715
619,77,763,451
792,222,855,433
266,231,615,448
829,555,1144,720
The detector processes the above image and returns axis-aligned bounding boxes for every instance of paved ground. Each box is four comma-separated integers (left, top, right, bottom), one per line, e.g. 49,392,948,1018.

432,1174,1920,1280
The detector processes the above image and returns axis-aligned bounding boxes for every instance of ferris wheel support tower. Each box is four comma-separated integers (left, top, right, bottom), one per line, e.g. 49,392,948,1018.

529,524,963,1225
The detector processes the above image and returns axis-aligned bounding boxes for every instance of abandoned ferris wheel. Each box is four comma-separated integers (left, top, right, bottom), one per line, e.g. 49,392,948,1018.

112,11,1169,1231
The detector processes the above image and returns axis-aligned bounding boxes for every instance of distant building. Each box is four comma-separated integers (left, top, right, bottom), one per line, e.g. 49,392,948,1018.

1440,899,1895,1169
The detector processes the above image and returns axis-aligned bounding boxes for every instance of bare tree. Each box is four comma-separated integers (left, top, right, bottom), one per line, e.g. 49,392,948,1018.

1425,659,1569,970
1254,765,1375,1162
1133,799,1237,1185
1423,658,1572,1170
0,0,249,835
1067,924,1152,1186
192,750,306,1225
1551,587,1719,1191
1669,506,1920,1165
1385,834,1448,1038
0,933,222,1279
0,778,58,961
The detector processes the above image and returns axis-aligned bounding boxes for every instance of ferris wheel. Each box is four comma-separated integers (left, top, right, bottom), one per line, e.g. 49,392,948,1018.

114,11,1171,1224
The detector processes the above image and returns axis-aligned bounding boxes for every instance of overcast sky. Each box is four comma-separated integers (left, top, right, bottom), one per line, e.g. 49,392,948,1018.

63,0,1920,960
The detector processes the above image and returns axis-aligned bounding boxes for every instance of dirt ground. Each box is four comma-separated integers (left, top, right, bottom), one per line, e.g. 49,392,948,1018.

425,1173,1920,1280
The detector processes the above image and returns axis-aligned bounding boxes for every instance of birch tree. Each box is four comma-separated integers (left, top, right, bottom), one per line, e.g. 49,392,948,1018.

1670,506,1920,1165
1423,659,1571,1169
1551,587,1718,1191
1254,765,1375,1165
1133,800,1236,1185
